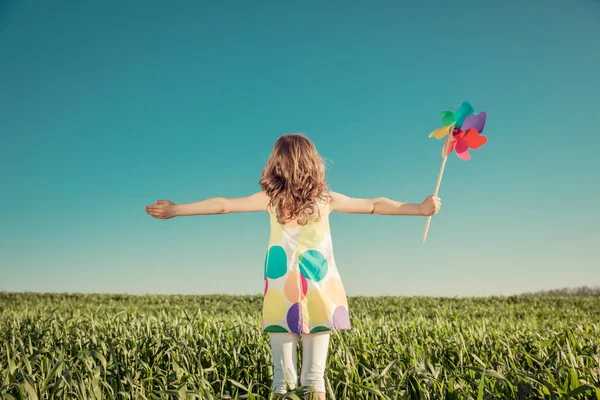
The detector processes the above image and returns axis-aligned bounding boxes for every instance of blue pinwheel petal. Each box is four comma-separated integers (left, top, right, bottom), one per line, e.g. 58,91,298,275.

453,101,474,128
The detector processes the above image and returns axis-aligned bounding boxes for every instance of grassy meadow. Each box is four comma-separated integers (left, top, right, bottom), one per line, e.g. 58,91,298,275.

0,293,599,399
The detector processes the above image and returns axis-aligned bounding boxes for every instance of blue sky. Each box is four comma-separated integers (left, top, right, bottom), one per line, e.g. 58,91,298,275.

1,0,598,296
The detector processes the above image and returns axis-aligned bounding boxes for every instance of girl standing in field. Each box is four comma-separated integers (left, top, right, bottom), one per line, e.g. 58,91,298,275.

145,134,441,399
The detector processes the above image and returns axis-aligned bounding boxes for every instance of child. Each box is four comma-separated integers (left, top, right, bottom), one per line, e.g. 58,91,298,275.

145,133,441,399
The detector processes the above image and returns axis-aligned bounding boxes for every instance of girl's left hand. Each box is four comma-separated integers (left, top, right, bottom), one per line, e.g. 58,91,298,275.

145,200,177,219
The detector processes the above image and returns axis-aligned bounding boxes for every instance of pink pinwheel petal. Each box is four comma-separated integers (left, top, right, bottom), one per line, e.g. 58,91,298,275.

456,150,471,160
461,112,487,133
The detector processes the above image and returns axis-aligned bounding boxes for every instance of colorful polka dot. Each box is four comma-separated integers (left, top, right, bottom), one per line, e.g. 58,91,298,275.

264,325,288,333
305,289,332,324
284,269,308,302
299,250,328,282
266,245,287,280
263,289,287,323
333,306,351,329
324,277,347,306
286,302,302,333
310,326,331,333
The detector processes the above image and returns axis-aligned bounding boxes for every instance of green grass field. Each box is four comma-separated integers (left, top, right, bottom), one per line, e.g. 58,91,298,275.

1,293,599,399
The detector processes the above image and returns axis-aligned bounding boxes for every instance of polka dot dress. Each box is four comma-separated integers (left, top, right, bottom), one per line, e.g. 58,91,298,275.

262,202,351,334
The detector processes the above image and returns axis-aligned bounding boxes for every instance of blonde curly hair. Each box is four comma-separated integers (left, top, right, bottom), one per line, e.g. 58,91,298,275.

259,133,331,225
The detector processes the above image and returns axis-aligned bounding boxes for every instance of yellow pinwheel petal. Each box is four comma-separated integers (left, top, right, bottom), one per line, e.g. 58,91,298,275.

429,125,451,139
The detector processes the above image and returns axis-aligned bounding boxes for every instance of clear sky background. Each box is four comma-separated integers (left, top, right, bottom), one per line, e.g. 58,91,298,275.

1,0,599,297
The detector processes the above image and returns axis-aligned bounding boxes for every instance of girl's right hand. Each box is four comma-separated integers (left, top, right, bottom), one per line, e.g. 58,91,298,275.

420,195,441,216
145,200,177,219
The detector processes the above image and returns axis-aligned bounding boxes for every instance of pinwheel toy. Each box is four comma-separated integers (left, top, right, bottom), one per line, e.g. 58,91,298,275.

422,101,489,242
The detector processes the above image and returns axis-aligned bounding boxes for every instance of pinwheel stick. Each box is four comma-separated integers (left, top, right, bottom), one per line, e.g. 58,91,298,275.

422,129,453,243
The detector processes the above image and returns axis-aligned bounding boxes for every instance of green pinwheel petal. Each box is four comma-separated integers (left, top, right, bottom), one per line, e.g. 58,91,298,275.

454,101,474,128
440,111,455,126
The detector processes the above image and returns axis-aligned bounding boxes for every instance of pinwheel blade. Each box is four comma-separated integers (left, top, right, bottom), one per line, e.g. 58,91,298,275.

454,135,469,154
456,150,471,160
454,101,474,128
442,136,456,157
464,128,488,149
429,125,452,139
440,111,455,126
462,112,487,133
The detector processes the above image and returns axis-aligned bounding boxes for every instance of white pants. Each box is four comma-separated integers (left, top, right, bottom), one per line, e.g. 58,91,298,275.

269,331,331,394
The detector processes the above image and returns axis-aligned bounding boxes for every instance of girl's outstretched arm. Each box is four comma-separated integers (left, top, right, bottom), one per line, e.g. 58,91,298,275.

329,191,440,216
145,191,270,219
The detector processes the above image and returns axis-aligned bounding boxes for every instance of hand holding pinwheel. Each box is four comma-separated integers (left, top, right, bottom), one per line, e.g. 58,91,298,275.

422,101,488,242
